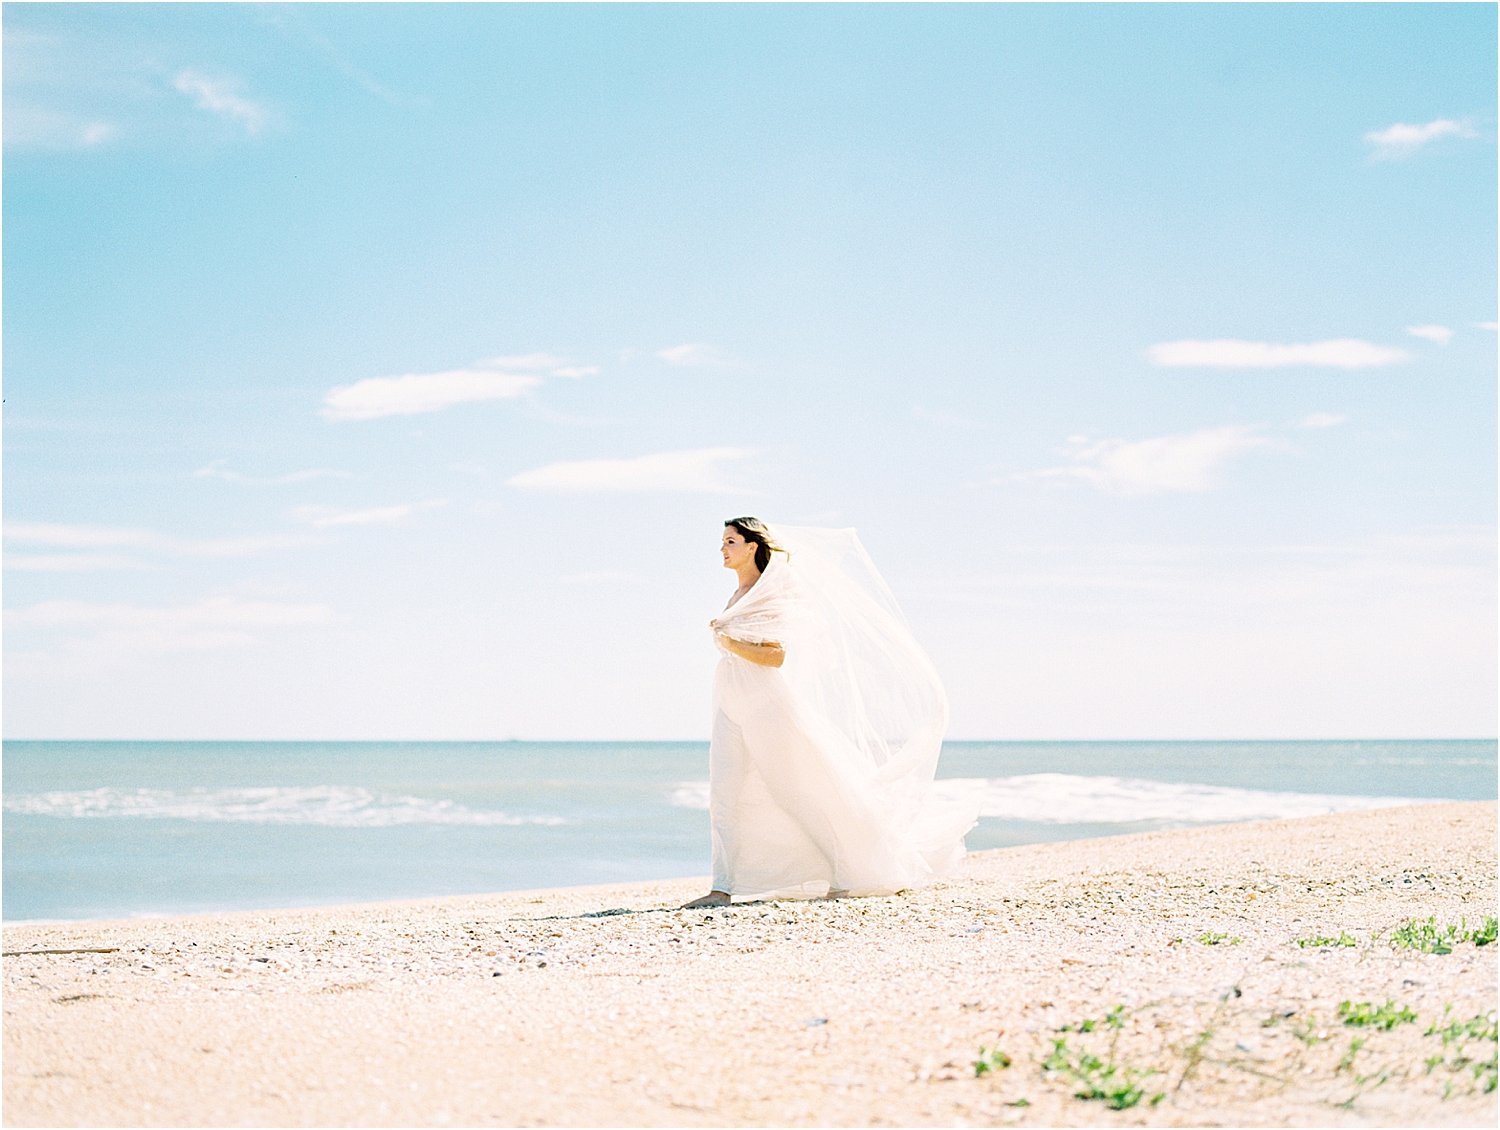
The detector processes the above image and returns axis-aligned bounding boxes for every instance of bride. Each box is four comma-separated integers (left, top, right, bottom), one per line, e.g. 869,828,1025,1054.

680,517,977,909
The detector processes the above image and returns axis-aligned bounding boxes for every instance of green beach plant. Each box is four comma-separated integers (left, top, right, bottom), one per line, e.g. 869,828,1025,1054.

1041,1037,1165,1110
1196,931,1242,946
1337,999,1417,1031
1294,930,1358,948
973,1046,1013,1076
1335,1035,1367,1074
1060,1004,1126,1033
1423,1008,1498,1095
1291,1015,1327,1046
1389,915,1498,954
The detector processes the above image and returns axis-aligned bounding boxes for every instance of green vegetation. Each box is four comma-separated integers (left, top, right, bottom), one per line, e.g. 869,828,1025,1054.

976,1006,1165,1110
1178,1025,1215,1085
973,1046,1012,1076
1041,1038,1165,1111
1294,930,1357,948
1338,999,1418,1031
1424,1009,1498,1095
1291,1015,1328,1046
1196,931,1242,946
1335,1036,1368,1074
1389,915,1498,954
1060,1004,1126,1033
1426,1011,1499,1045
972,994,1500,1110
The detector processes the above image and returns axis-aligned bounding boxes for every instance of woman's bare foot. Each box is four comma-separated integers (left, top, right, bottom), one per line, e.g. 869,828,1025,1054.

679,890,731,909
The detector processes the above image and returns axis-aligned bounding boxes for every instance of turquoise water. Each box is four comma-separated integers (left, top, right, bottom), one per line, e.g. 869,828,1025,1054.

3,739,1494,922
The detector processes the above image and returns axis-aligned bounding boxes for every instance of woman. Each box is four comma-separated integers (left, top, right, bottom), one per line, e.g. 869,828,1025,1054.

680,517,977,909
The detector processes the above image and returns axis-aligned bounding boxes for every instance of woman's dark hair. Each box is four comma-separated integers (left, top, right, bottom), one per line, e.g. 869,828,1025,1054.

725,516,783,573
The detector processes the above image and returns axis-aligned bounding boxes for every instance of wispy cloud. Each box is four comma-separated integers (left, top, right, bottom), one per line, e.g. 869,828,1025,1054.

173,70,271,135
1472,321,1498,332
323,366,542,421
4,553,150,573
507,447,753,494
291,500,447,528
193,460,355,486
1364,118,1477,159
910,529,1495,621
321,351,596,421
5,521,154,550
1,30,123,151
1017,426,1277,496
656,343,735,367
913,405,987,430
1146,338,1408,370
2,106,115,150
1406,324,1454,346
1293,412,1348,430
7,597,332,658
256,6,423,108
481,352,598,377
559,570,640,585
4,521,303,563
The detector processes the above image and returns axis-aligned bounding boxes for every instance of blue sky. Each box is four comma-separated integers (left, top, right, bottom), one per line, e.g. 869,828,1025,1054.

3,1,1495,740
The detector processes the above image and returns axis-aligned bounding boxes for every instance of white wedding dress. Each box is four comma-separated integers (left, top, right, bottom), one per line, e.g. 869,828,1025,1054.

707,525,978,900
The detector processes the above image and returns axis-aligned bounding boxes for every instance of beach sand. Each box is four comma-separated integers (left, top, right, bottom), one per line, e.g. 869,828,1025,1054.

4,801,1495,1128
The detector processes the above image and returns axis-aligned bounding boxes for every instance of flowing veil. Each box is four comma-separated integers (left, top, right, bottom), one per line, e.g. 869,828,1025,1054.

714,523,975,879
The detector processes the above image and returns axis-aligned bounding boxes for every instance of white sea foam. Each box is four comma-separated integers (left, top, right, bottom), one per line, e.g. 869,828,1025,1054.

669,773,1437,825
2,786,568,828
669,781,711,810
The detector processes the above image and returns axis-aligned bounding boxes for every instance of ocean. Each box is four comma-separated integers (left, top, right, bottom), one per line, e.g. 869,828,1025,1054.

3,739,1494,923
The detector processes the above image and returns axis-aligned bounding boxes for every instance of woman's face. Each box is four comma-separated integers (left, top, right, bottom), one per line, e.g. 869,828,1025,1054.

721,527,758,572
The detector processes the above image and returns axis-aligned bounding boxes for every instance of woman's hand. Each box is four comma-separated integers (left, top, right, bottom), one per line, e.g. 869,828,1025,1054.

715,631,785,668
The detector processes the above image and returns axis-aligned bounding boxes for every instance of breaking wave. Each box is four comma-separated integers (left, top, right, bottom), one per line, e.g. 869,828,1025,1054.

669,773,1437,825
3,786,568,828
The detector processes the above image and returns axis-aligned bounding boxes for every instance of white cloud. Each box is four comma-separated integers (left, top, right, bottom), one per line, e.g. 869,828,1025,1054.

560,570,640,585
1146,338,1409,370
4,553,150,573
656,343,733,367
183,535,307,558
6,597,332,657
1293,412,1348,430
1473,321,1498,332
914,405,987,430
507,447,753,494
482,352,569,370
1364,118,1477,159
4,521,155,549
258,6,422,109
10,598,329,631
291,500,447,528
1406,324,1454,345
479,353,600,379
912,530,1495,740
193,460,355,486
2,106,115,150
1018,426,1276,496
173,70,271,135
322,367,542,421
4,521,302,559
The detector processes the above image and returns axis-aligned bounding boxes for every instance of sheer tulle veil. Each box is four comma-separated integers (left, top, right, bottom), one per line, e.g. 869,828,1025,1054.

712,523,974,880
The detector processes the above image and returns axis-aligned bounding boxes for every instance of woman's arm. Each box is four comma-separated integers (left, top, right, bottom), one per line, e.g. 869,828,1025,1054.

716,632,785,668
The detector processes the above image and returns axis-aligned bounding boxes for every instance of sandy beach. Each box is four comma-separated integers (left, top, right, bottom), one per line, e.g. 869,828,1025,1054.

4,801,1495,1128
